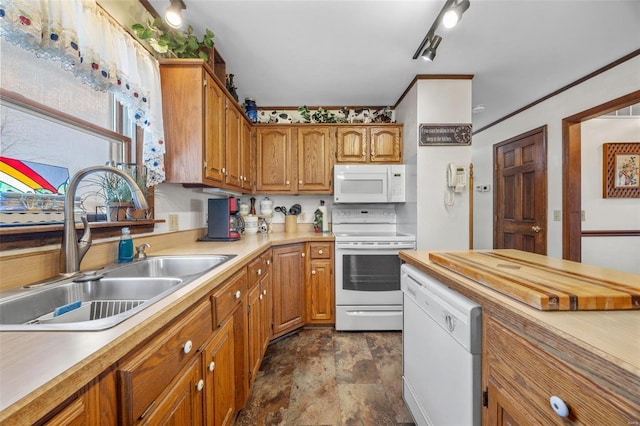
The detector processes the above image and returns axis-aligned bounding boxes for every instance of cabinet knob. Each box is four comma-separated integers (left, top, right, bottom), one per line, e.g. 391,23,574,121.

222,167,226,174
235,290,241,299
298,180,303,184
286,180,290,185
263,289,267,295
318,249,323,255
301,253,305,258
257,268,262,275
266,259,271,265
196,379,204,391
259,294,263,300
549,396,569,418
312,270,316,275
209,361,215,372
183,340,193,354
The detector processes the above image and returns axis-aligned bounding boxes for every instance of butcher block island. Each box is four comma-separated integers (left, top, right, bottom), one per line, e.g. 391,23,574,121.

399,249,640,425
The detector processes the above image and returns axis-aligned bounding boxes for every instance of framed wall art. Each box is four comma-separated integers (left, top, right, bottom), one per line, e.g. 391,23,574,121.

602,142,640,198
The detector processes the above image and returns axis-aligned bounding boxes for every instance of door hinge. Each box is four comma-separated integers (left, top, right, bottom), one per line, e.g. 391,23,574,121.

203,78,207,87
482,387,488,407
247,304,251,315
203,161,207,170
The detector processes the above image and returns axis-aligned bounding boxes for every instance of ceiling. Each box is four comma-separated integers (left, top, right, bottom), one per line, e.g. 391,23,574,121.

147,0,640,130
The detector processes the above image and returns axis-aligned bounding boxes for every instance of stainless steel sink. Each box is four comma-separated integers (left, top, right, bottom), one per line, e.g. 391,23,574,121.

0,254,235,331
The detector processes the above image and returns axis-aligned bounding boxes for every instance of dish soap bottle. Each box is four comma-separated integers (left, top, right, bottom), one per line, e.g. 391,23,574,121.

118,227,134,263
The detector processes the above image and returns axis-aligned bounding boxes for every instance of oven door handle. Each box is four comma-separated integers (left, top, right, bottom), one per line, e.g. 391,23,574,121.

336,242,416,250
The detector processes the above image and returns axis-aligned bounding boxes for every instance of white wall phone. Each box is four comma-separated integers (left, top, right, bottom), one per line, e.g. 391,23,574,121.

445,163,467,206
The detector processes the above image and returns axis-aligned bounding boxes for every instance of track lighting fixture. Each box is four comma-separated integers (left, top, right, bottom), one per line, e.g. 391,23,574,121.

422,35,442,61
164,0,186,29
412,0,470,61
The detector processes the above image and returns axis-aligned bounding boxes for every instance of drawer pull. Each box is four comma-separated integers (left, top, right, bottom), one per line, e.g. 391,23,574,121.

235,290,241,299
312,270,316,275
550,396,569,418
196,379,204,391
183,340,193,354
301,253,305,258
263,289,267,295
209,361,215,372
266,259,271,265
318,249,323,255
259,294,263,300
257,268,262,275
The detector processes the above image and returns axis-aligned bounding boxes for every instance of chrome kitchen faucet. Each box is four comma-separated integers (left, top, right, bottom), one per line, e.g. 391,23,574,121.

60,166,149,276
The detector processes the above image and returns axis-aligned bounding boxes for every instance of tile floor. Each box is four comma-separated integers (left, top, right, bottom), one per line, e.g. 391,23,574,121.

234,327,415,426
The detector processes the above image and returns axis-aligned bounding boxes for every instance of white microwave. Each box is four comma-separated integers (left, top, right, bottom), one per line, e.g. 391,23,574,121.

334,164,406,203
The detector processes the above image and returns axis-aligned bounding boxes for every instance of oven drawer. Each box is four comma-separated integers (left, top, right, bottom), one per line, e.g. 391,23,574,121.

309,243,332,259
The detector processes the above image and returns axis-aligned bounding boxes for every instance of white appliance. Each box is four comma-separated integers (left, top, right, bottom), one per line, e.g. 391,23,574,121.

334,164,406,203
401,264,482,426
333,205,416,330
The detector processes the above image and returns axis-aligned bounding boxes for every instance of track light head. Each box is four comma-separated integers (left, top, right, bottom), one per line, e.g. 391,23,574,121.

165,0,186,29
442,0,470,29
422,35,442,61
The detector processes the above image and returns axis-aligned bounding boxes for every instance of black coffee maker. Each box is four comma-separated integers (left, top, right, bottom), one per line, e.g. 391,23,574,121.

199,198,243,241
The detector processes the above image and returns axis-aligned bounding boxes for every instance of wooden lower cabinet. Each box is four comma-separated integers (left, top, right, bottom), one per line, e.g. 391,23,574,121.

306,242,334,324
247,250,273,386
37,381,101,426
483,314,640,425
141,357,203,425
203,317,235,426
272,244,306,338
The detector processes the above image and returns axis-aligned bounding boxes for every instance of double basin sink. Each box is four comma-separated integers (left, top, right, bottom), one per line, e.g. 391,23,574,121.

0,255,235,331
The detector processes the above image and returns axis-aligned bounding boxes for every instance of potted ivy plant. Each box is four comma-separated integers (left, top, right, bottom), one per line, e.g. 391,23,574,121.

132,18,214,62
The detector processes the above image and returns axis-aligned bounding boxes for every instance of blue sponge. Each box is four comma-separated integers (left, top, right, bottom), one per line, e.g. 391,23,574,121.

53,301,82,317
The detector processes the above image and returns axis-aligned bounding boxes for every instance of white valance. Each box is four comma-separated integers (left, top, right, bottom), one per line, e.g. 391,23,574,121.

0,0,166,186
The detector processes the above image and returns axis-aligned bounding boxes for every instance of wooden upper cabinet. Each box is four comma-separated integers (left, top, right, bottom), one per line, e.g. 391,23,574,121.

224,101,243,189
255,126,294,192
336,124,402,164
336,127,368,163
159,59,250,192
297,126,334,193
369,126,402,163
241,120,253,191
205,74,226,184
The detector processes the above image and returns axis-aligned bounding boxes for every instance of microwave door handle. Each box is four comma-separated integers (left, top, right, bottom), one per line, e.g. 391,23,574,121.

387,168,392,202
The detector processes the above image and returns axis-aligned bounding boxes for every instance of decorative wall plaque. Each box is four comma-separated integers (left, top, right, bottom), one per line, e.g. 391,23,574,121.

602,142,640,198
419,123,472,146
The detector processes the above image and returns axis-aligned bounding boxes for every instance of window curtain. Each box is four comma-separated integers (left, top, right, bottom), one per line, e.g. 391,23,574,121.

0,0,166,186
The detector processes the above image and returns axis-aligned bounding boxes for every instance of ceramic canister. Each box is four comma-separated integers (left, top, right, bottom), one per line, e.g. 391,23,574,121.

260,197,273,215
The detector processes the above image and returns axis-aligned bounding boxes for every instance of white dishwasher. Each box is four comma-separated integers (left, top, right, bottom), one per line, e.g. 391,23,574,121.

401,264,482,426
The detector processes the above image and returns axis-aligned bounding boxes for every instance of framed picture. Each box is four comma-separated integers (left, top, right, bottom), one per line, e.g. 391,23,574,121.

602,142,640,198
419,124,472,146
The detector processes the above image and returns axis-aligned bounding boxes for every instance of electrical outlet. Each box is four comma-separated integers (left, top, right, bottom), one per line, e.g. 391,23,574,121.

168,214,179,231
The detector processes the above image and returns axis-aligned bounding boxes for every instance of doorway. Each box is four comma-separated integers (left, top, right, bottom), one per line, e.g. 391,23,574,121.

562,90,640,261
493,126,547,254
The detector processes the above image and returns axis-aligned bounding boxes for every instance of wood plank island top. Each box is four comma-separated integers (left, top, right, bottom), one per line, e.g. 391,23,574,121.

0,231,333,424
399,249,640,401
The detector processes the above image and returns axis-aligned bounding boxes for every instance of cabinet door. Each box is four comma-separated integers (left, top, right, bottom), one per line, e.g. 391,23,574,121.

369,126,402,163
204,317,235,426
336,127,368,163
260,270,273,354
141,358,203,426
306,258,334,324
224,101,243,189
39,382,100,426
272,244,305,337
247,283,263,386
204,73,226,184
256,127,294,192
241,119,253,191
297,127,333,193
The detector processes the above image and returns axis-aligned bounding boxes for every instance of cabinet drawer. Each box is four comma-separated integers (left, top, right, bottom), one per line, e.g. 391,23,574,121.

118,299,213,424
247,257,263,289
309,243,332,259
485,316,639,424
213,269,247,327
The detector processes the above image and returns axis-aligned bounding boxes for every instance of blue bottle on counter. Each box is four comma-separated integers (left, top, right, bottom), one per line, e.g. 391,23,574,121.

245,97,258,123
118,227,134,263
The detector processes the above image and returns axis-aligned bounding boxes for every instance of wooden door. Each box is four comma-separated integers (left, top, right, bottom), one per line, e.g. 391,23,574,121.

256,127,294,192
241,120,253,191
297,126,333,193
306,258,334,324
369,126,402,163
271,244,305,338
203,318,235,426
494,127,547,254
204,73,225,184
336,127,368,163
224,101,243,189
141,358,203,426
